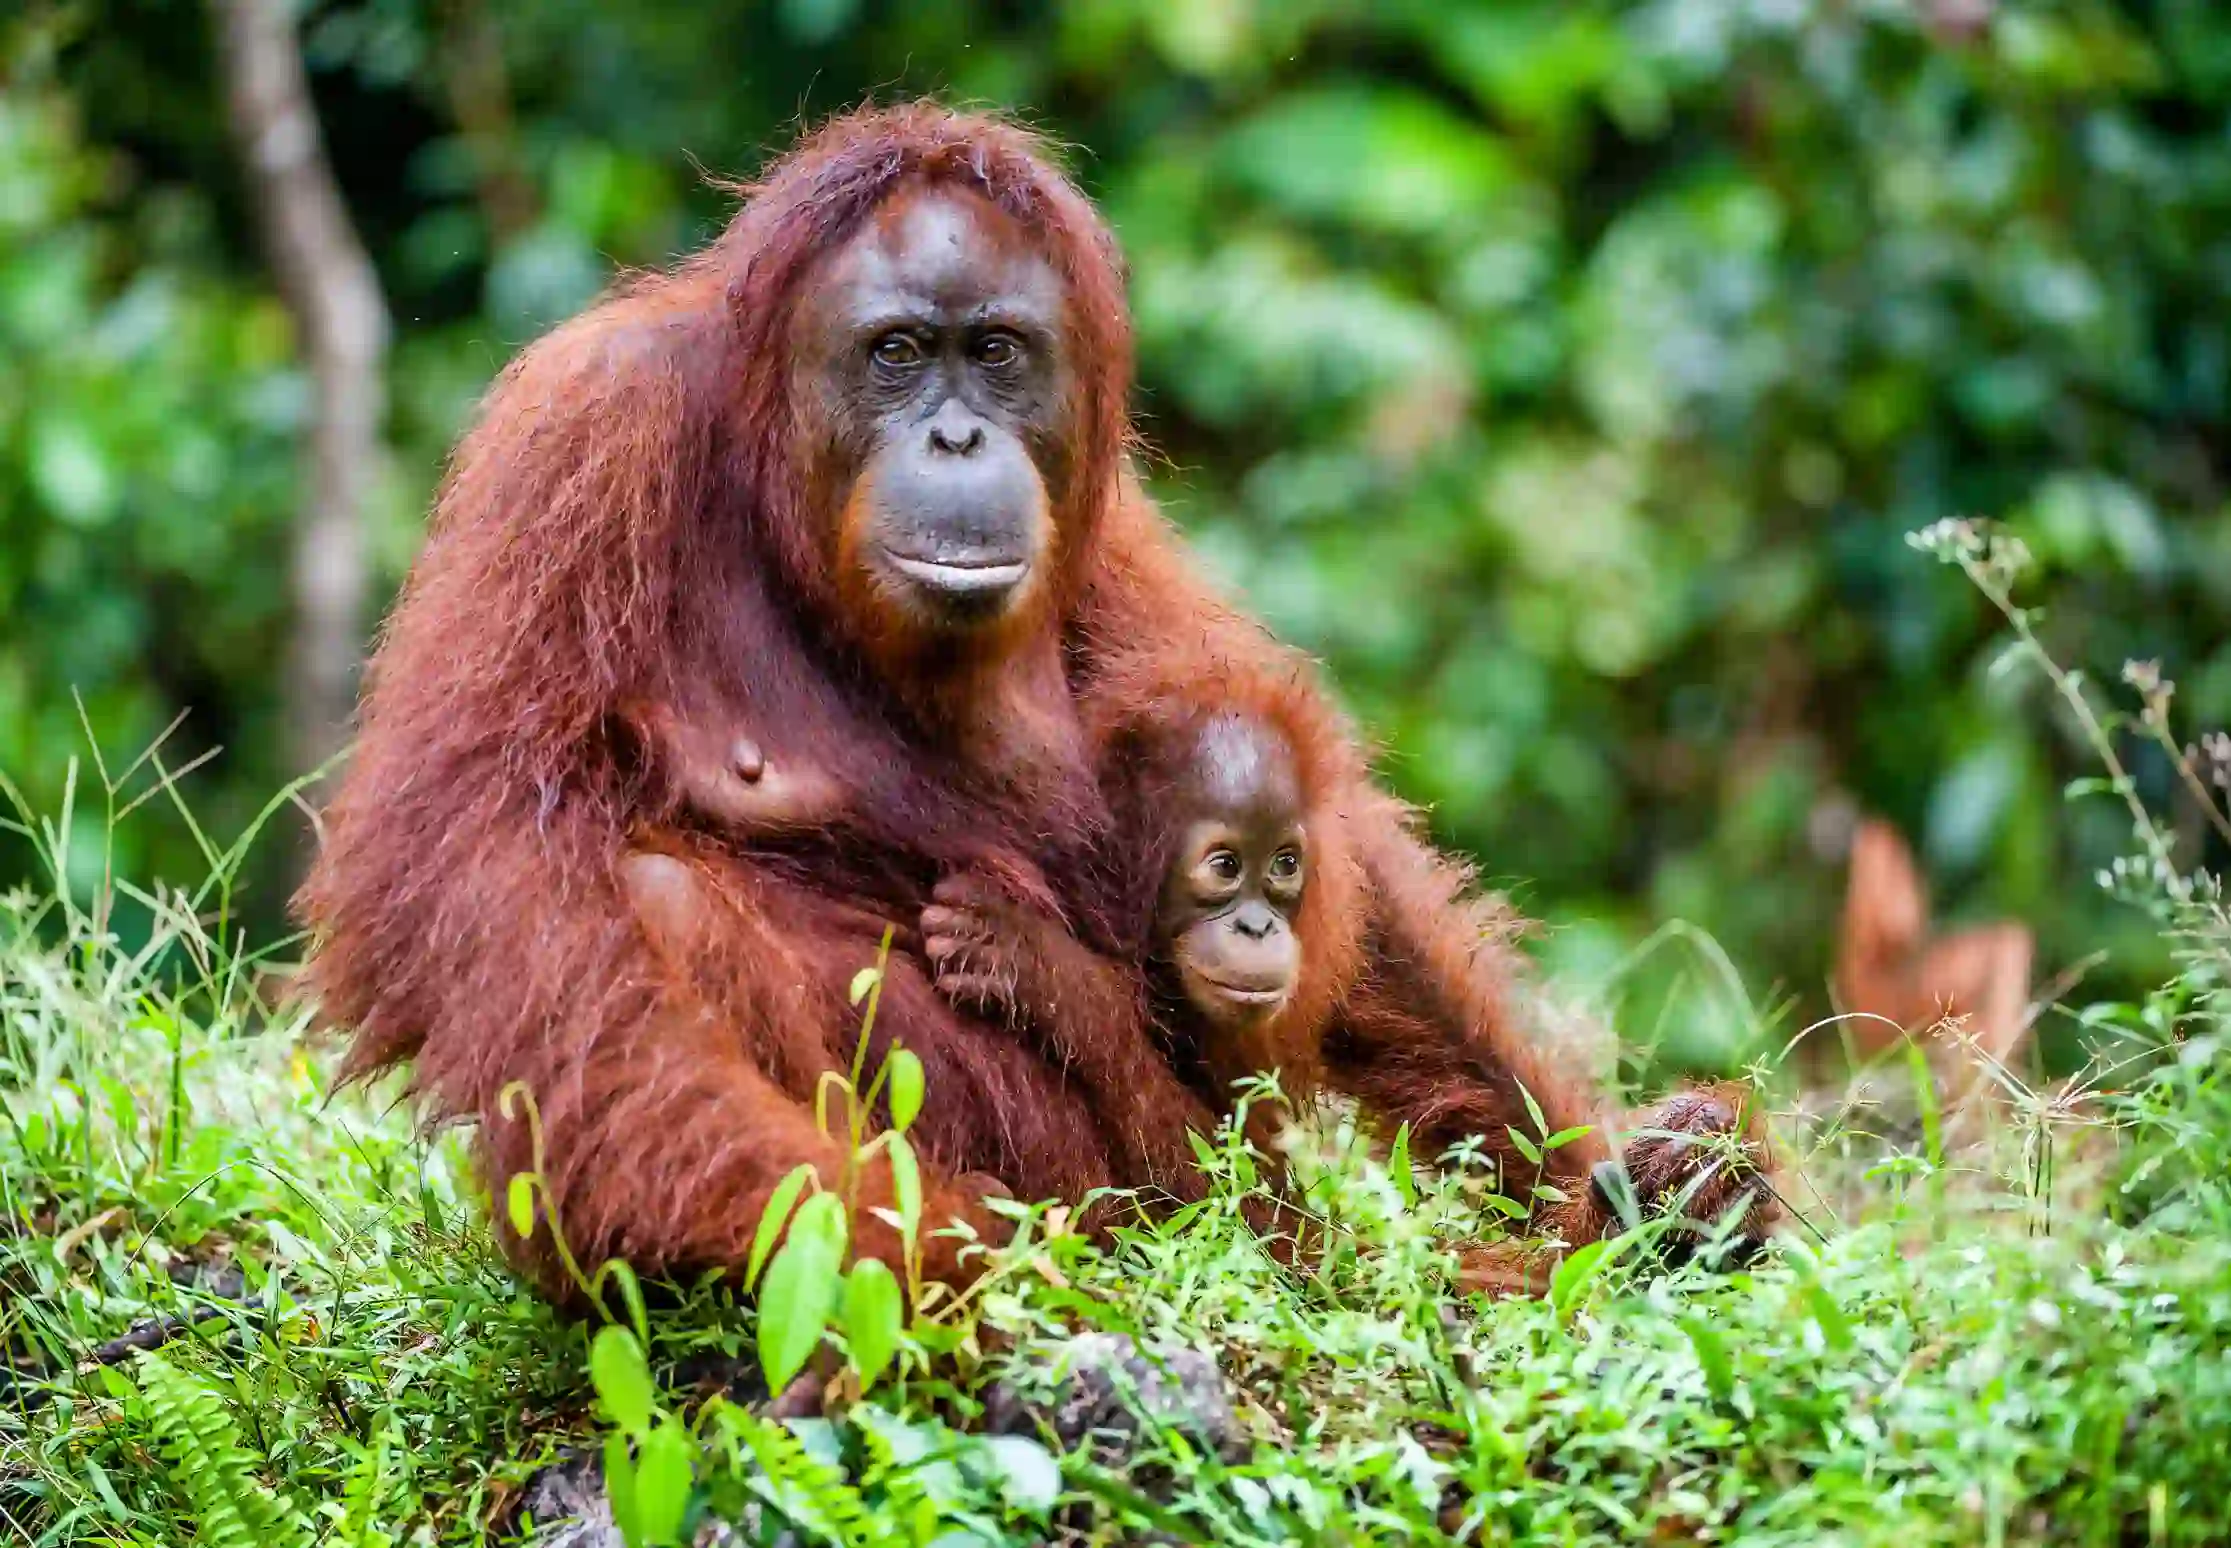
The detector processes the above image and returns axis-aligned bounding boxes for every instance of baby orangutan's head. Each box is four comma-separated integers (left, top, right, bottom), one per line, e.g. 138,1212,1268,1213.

1154,712,1309,1031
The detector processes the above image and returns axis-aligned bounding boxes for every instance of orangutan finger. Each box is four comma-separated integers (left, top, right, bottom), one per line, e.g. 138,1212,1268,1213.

931,871,1009,911
936,971,1011,1007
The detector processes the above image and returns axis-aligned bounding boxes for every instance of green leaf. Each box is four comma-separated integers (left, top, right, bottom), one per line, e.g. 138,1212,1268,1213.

981,1434,1063,1515
1387,1121,1415,1208
887,1047,924,1132
602,1431,638,1543
747,1165,815,1292
593,1259,653,1351
1506,1126,1542,1166
1543,1124,1594,1150
1550,1237,1622,1314
886,1133,922,1258
795,1188,851,1261
1804,1276,1855,1352
1683,1315,1734,1403
99,1076,135,1151
786,1416,845,1468
1906,1038,1944,1171
757,1192,848,1392
505,1174,535,1240
1595,1161,1643,1231
842,1258,903,1387
849,966,881,1005
1219,86,1513,235
1480,1192,1529,1220
589,1326,656,1436
1520,1086,1548,1139
29,415,119,526
632,1423,696,1546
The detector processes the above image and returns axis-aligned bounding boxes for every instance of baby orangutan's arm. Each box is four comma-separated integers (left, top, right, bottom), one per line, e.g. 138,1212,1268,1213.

622,697,847,835
920,871,1226,1210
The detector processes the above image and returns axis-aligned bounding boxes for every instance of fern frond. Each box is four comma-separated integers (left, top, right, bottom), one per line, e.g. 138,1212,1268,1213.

735,1410,873,1548
133,1353,314,1548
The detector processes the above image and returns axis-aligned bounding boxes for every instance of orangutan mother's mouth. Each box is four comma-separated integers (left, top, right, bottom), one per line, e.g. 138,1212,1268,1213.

1202,979,1289,1005
888,554,1033,594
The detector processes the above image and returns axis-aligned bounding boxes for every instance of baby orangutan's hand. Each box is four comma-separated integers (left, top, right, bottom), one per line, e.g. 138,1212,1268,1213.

920,872,1058,1021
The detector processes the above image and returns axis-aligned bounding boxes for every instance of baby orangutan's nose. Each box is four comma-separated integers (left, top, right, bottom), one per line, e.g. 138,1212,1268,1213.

1230,901,1278,940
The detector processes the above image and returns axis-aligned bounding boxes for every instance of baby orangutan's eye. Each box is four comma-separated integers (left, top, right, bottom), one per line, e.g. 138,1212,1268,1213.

1205,849,1242,882
1268,849,1302,883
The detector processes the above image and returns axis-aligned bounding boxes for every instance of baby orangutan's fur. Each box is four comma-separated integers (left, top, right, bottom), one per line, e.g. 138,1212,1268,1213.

920,645,1371,1219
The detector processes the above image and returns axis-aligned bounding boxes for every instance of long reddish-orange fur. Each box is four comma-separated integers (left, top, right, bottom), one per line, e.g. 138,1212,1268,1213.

1078,500,1778,1273
297,104,1772,1308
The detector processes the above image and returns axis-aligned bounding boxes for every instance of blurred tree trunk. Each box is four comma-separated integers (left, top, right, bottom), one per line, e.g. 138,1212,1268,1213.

212,0,389,782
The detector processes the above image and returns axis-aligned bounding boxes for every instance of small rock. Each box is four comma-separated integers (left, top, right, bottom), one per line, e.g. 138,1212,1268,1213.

981,1331,1246,1461
513,1452,618,1548
510,1451,777,1548
168,1259,250,1303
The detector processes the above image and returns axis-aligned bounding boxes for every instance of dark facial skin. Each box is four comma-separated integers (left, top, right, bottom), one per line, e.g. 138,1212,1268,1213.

797,188,1072,631
1157,715,1308,1031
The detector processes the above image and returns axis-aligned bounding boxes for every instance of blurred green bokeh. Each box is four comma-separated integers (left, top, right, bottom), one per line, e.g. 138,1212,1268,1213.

4,0,2226,1071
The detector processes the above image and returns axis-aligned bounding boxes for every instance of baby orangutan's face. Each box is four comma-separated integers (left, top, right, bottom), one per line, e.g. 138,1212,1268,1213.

1156,715,1308,1030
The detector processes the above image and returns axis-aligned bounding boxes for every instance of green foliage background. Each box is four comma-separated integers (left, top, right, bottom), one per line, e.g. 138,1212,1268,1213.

5,0,2227,1069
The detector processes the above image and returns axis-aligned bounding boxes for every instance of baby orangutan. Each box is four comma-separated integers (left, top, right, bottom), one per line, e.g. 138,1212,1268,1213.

920,687,1367,1218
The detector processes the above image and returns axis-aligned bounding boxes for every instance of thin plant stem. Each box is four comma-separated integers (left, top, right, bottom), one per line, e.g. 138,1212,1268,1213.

1952,547,2188,901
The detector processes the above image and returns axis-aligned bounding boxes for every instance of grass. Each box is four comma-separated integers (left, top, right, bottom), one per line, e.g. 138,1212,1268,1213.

5,531,2231,1546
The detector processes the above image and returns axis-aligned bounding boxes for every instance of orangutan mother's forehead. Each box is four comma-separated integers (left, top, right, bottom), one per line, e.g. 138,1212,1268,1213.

809,186,1067,333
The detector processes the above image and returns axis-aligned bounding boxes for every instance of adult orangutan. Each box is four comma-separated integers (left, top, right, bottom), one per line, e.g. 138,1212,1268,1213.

296,104,1773,1305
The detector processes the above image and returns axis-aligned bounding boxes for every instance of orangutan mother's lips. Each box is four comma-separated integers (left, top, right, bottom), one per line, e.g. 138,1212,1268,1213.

1201,977,1289,1004
887,553,1033,595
